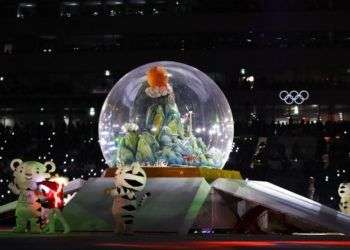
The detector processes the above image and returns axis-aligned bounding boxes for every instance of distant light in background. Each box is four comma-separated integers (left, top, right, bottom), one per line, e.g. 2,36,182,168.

63,115,69,126
240,68,246,75
292,106,299,115
152,8,159,15
106,0,123,5
89,107,96,117
17,2,36,19
246,76,255,82
105,70,111,76
60,1,80,17
129,0,146,4
19,3,35,7
62,1,79,6
0,76,4,81
43,48,53,53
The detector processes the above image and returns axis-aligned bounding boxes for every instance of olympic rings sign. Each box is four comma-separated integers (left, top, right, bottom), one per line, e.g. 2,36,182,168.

279,90,309,105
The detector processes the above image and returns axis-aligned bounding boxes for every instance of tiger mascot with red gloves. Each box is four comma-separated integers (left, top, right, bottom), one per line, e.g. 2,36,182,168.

36,175,70,234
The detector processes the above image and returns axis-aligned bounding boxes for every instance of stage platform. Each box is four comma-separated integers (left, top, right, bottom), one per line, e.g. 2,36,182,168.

3,167,350,235
61,167,350,234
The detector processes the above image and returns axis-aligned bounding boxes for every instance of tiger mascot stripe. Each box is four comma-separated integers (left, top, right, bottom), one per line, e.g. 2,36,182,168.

106,162,150,234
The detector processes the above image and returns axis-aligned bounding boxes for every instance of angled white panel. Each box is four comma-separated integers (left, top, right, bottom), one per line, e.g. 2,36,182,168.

64,178,86,194
134,177,210,234
212,178,350,234
0,201,17,214
63,178,115,231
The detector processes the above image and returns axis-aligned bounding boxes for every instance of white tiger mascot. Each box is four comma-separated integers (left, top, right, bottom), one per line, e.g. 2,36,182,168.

8,159,56,233
338,183,350,215
105,162,150,234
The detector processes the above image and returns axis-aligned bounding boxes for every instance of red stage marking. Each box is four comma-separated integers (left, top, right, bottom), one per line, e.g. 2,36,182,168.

280,240,350,247
96,240,350,249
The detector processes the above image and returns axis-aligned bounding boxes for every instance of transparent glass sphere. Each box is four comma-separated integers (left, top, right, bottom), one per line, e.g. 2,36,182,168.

99,61,234,169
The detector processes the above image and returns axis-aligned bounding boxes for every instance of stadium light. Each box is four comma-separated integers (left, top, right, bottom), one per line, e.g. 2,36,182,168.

89,107,96,117
292,105,299,115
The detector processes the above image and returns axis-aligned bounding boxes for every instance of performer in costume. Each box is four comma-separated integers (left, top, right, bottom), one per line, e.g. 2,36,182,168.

8,159,55,233
37,175,70,234
105,162,149,234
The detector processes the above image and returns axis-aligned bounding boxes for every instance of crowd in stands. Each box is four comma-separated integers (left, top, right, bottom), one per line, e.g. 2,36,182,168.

230,119,350,209
235,119,350,137
1,75,350,99
4,31,350,56
2,0,350,20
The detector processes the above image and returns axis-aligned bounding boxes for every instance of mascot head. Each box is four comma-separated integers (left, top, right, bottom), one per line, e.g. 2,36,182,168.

10,159,56,191
114,162,147,192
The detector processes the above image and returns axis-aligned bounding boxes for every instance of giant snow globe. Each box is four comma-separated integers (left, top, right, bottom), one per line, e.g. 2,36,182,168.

99,61,234,169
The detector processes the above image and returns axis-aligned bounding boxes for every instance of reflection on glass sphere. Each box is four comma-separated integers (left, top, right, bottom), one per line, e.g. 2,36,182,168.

99,61,234,169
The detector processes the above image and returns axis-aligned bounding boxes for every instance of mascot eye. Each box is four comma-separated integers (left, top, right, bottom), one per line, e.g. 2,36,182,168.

135,172,144,177
36,171,40,174
125,170,133,174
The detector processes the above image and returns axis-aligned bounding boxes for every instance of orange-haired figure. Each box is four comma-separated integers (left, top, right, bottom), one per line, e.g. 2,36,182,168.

147,66,169,89
145,66,172,98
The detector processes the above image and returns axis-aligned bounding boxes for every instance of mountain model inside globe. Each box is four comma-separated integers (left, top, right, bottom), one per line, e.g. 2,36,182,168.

99,61,234,169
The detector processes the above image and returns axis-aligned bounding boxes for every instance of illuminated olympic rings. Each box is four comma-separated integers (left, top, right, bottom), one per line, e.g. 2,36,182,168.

279,90,309,105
